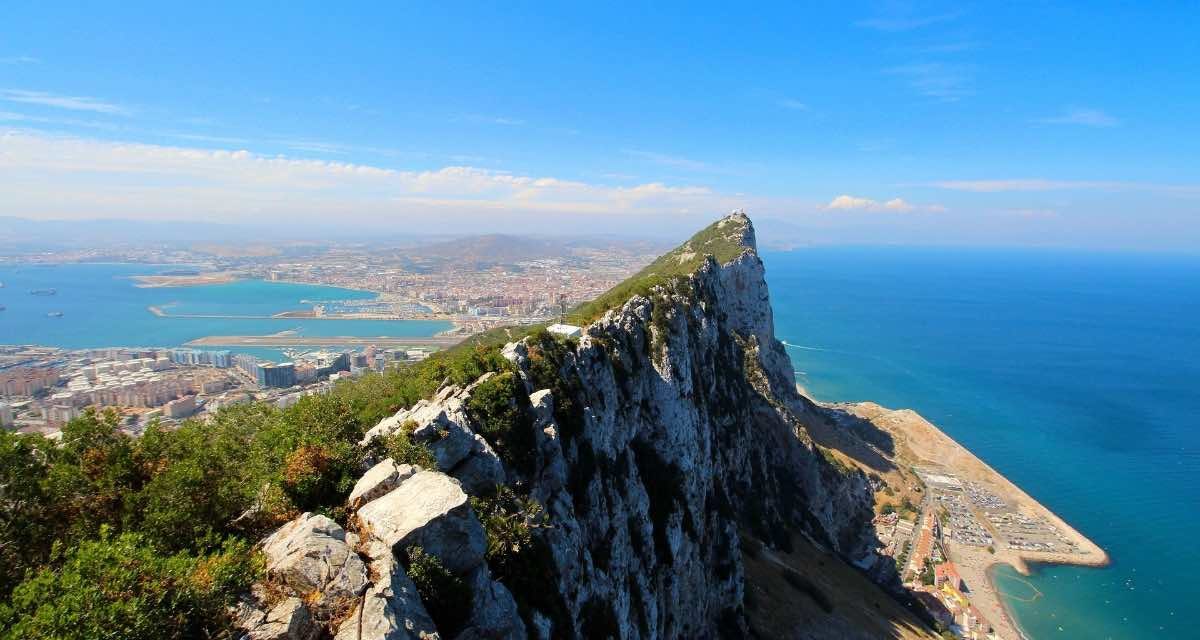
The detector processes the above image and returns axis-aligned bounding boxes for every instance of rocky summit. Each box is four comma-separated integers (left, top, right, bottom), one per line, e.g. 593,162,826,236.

236,212,929,640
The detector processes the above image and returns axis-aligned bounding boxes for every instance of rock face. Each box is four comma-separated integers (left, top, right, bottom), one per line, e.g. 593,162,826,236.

244,597,319,640
260,513,369,614
242,212,892,640
361,378,505,495
348,459,419,510
333,550,438,640
483,212,886,638
356,470,486,575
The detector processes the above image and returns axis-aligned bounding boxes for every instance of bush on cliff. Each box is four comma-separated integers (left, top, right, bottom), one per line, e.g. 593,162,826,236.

0,528,257,640
466,371,535,476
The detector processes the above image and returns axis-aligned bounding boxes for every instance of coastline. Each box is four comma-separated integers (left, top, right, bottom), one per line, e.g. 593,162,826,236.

989,563,1032,640
803,394,1107,640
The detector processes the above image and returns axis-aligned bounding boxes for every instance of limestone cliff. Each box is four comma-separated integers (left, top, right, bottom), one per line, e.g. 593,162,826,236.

238,212,928,640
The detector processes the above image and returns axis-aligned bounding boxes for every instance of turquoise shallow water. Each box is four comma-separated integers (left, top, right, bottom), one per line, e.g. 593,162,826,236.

764,247,1200,640
0,263,450,358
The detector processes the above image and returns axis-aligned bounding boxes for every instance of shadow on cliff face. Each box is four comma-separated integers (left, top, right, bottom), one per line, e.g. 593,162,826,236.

796,400,900,475
742,532,937,640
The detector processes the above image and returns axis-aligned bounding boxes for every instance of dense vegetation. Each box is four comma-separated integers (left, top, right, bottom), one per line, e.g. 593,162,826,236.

0,341,516,639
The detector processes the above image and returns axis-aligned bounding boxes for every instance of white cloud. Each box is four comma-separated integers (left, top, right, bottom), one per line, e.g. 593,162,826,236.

0,129,742,222
1037,108,1119,127
826,194,943,213
778,98,808,111
0,89,129,115
0,55,39,65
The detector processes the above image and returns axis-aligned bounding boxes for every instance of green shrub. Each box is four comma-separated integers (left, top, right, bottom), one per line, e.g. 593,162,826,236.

403,547,472,637
380,426,438,470
466,371,535,476
0,528,257,640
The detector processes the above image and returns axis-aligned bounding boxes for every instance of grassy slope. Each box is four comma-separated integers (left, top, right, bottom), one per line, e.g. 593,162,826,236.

452,213,752,353
568,213,751,325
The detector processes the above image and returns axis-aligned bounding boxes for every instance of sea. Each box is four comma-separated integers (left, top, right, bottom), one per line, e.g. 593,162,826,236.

0,263,450,362
764,247,1200,640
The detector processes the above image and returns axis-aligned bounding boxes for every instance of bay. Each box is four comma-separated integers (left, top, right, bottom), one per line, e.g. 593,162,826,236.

0,263,450,360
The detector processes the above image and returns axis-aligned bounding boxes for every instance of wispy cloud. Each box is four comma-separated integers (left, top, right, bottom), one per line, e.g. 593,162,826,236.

857,11,961,32
1036,107,1119,128
623,148,713,172
0,55,39,65
0,89,129,115
896,41,977,54
457,114,526,126
161,132,251,146
825,194,945,213
777,98,808,111
0,129,745,222
926,179,1200,195
1006,208,1059,219
885,63,973,101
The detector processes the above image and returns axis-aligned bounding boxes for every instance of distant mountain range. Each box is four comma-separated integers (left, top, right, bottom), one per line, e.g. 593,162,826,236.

0,216,672,258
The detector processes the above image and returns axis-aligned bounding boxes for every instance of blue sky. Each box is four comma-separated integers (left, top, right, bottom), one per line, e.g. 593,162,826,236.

1,2,1197,249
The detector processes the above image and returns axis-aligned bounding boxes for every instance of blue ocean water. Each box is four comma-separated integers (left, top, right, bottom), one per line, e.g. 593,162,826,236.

764,247,1200,639
0,263,450,359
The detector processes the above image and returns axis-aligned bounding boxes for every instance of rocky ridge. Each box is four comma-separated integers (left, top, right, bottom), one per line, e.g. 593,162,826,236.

236,212,901,639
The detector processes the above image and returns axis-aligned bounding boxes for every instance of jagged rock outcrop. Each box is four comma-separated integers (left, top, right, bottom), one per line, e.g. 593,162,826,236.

333,545,438,640
237,597,320,640
349,459,419,510
361,377,505,495
356,470,486,575
242,212,894,640
260,514,369,615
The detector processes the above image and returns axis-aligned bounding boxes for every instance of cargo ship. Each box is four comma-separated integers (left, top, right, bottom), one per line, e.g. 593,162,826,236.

30,288,57,296
47,311,64,318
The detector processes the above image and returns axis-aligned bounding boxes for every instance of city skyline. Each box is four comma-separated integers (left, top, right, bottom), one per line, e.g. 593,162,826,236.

1,2,1198,251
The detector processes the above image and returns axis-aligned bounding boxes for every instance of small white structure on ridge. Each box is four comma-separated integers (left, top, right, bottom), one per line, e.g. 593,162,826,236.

547,323,583,339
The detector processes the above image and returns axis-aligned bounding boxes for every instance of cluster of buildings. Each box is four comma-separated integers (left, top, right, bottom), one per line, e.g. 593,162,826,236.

913,560,999,640
1,342,437,434
0,365,61,396
885,496,1002,640
254,248,655,324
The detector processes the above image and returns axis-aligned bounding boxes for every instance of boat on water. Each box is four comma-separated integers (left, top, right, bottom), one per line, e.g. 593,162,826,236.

30,288,57,296
47,311,64,318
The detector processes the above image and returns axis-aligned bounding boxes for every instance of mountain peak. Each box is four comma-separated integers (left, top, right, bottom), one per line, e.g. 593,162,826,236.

570,211,757,323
